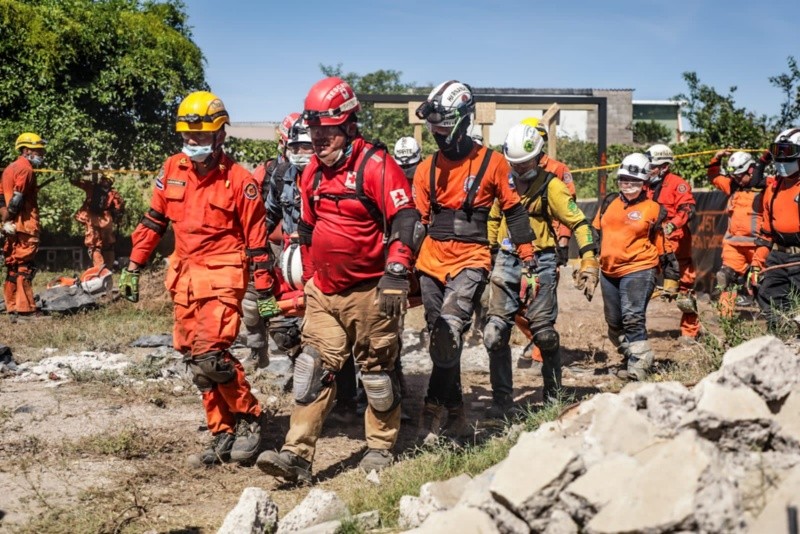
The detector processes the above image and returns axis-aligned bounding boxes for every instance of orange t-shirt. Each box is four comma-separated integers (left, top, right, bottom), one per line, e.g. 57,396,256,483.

592,194,666,278
414,145,523,282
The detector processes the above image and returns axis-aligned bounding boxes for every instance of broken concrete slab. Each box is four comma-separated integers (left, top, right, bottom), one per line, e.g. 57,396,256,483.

490,431,583,524
583,393,661,465
217,487,278,534
774,386,800,452
718,335,800,403
405,506,499,533
457,465,529,534
682,381,774,450
747,464,800,533
560,453,638,524
277,489,349,534
619,381,696,434
130,334,173,348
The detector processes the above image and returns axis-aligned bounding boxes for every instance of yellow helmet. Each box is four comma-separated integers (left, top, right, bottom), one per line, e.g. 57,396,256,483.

176,91,230,132
520,117,548,139
15,132,46,151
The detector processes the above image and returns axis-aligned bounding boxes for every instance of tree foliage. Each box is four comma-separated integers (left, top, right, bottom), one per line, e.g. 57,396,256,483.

0,0,206,173
769,56,800,129
225,137,279,169
632,120,671,145
674,72,770,149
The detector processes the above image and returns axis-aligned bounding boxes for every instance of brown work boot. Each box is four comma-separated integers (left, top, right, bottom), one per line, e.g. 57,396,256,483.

418,402,445,446
442,404,470,441
187,432,235,468
256,450,312,485
230,412,267,464
359,448,393,472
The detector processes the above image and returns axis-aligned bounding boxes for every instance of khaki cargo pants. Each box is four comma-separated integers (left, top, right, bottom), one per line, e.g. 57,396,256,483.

283,278,401,463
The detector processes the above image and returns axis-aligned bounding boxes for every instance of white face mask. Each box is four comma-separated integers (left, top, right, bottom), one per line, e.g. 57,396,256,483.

776,160,800,178
26,154,44,167
182,143,213,162
618,180,644,199
289,152,311,169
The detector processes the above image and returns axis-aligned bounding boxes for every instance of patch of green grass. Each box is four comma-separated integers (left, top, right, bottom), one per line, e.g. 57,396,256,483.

334,401,565,527
68,427,178,460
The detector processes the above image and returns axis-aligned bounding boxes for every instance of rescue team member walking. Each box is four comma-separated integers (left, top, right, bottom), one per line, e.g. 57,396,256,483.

257,77,421,483
484,124,598,412
2,133,45,318
120,91,278,467
413,80,536,444
593,154,680,380
645,144,700,342
750,128,800,332
71,173,125,269
707,150,768,318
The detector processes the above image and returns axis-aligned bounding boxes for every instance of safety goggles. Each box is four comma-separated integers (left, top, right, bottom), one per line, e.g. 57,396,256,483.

618,163,649,176
415,100,472,125
302,97,359,124
769,142,800,161
177,111,227,124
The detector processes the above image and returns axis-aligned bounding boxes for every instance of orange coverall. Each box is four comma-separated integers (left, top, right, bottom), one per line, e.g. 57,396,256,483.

130,153,274,434
646,172,699,338
2,156,40,314
72,180,125,268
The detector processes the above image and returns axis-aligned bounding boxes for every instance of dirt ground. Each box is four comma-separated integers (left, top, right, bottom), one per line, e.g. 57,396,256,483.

0,270,724,533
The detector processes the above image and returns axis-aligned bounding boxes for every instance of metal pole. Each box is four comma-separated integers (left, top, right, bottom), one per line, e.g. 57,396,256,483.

597,97,608,199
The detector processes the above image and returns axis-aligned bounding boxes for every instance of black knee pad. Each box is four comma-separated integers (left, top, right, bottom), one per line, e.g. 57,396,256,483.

186,351,237,391
483,316,511,352
5,269,17,284
533,328,560,352
430,316,462,369
272,325,301,353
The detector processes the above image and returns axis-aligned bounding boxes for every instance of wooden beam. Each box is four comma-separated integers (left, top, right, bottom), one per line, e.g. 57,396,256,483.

541,103,560,159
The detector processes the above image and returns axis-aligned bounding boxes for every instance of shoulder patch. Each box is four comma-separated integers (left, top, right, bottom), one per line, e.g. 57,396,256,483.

677,184,688,193
562,171,573,184
155,167,165,190
390,189,409,208
244,182,258,200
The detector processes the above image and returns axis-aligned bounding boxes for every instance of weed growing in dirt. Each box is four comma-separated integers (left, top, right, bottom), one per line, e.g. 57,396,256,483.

67,426,179,460
335,401,565,527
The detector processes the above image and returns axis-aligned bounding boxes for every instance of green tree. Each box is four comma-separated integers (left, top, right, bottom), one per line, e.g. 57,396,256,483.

225,137,279,168
0,0,206,173
674,72,770,149
319,64,431,151
632,120,671,145
769,56,800,129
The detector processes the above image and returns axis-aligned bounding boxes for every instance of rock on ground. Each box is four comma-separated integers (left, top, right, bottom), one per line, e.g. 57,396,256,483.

217,487,278,534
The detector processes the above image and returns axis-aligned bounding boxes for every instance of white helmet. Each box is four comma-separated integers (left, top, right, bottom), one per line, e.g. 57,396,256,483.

646,143,674,165
726,151,755,176
617,153,651,182
280,242,303,291
503,124,545,165
393,137,421,166
772,127,800,178
416,80,474,129
287,122,312,168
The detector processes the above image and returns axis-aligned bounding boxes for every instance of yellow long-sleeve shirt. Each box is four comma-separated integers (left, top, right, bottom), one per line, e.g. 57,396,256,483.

488,170,596,257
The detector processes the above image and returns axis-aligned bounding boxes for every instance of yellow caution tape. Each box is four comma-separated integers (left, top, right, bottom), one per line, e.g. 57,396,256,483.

570,148,768,175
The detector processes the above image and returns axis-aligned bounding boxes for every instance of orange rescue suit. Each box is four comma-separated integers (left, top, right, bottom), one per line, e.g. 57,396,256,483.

72,180,125,268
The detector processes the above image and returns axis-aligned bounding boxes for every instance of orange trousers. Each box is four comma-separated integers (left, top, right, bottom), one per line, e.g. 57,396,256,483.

173,294,261,434
719,244,756,319
83,220,115,268
678,256,700,338
3,232,38,314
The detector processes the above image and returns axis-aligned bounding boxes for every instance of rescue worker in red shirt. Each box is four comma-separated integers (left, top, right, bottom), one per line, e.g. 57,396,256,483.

516,117,578,369
413,80,536,444
71,174,125,269
2,133,45,318
707,150,768,318
119,91,278,467
485,124,598,411
593,153,680,380
256,77,421,483
645,144,700,342
750,128,800,332
251,111,299,188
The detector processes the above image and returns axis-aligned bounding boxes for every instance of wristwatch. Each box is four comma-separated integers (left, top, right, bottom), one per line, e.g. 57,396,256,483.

386,262,409,276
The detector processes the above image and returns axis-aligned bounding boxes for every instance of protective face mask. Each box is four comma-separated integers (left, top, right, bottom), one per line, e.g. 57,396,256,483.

182,143,213,162
26,154,43,167
619,181,644,199
318,143,352,168
511,168,538,183
775,160,800,178
402,166,416,181
434,132,473,161
288,152,311,169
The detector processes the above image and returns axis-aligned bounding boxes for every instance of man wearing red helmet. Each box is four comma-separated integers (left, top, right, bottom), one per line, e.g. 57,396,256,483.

257,77,422,483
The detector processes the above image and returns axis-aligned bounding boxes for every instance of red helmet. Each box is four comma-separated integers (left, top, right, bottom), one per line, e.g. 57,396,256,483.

278,112,301,142
302,77,360,126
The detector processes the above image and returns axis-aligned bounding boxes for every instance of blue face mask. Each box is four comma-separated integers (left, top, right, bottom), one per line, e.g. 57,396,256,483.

182,143,213,162
26,154,44,167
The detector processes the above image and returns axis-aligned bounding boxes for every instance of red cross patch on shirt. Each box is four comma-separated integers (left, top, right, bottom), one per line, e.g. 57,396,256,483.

390,189,409,207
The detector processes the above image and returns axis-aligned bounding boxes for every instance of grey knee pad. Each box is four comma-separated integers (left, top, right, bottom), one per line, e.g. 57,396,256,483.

483,316,512,352
293,346,333,404
241,294,261,327
186,351,237,392
361,371,401,413
430,315,463,369
533,328,560,353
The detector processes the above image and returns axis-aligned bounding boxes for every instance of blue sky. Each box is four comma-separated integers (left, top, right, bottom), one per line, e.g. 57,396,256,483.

186,0,798,123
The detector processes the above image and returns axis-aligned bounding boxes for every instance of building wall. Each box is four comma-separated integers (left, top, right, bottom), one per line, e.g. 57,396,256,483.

227,122,279,141
587,90,633,145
